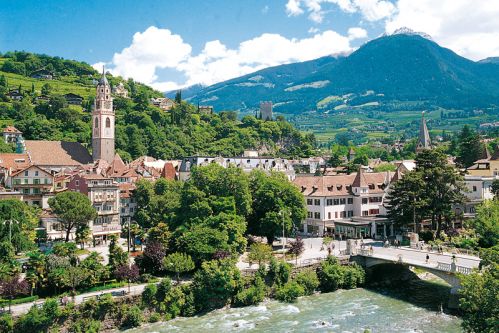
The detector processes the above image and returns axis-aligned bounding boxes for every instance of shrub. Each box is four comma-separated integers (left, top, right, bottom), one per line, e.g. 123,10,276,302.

139,273,154,283
294,270,319,295
180,284,196,317
121,305,143,328
142,283,158,307
96,293,116,319
233,276,266,307
342,263,365,289
275,281,304,303
158,286,186,318
317,256,344,292
0,313,13,333
155,278,172,303
267,258,291,286
69,318,101,333
148,312,161,323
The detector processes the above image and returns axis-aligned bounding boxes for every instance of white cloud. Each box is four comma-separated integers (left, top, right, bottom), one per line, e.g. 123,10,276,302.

262,5,269,14
285,0,394,23
347,27,368,40
385,0,499,60
100,26,357,90
308,27,320,34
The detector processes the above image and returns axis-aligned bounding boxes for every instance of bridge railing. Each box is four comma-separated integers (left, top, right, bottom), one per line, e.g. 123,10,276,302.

437,262,473,275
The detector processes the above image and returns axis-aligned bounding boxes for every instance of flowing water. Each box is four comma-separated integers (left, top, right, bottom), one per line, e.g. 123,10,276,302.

126,288,462,333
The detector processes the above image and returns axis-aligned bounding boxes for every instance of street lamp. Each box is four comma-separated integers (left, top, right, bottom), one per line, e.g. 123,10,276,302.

279,209,290,253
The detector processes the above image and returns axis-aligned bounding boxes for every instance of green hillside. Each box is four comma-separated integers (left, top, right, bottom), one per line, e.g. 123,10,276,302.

0,51,316,159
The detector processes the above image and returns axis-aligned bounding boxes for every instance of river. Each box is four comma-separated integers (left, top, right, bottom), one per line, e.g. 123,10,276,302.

125,288,462,333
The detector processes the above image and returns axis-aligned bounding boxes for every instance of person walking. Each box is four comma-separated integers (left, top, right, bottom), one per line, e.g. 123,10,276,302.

426,253,430,263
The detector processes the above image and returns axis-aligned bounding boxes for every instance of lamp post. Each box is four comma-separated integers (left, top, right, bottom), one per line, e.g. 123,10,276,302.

279,209,290,254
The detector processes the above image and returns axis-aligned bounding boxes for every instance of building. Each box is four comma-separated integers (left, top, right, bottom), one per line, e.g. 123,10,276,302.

2,126,22,144
198,105,213,114
467,147,499,177
293,169,394,238
6,90,23,101
416,111,432,152
9,165,54,208
64,93,84,105
24,140,92,171
179,156,296,181
67,173,121,244
119,183,136,226
151,97,175,111
260,101,273,121
92,69,115,163
0,153,31,185
30,69,54,80
112,82,128,98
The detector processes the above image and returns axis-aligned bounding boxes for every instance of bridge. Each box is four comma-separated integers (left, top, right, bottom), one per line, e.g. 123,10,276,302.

350,244,481,308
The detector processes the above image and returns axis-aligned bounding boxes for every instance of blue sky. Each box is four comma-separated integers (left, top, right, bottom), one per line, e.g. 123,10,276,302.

1,1,498,90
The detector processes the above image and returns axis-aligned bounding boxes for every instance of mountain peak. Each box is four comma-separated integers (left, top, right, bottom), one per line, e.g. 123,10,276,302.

385,27,433,40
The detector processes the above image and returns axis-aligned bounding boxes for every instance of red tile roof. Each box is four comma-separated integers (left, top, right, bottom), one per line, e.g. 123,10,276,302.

2,126,21,134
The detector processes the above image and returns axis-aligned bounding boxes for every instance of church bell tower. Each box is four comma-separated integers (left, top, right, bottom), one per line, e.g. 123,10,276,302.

92,68,115,163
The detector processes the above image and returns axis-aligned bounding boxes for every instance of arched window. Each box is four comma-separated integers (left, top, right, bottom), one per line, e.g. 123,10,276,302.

106,117,111,128
94,117,99,128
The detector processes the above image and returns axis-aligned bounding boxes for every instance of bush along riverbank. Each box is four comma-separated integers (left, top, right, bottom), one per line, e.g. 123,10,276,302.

0,256,366,332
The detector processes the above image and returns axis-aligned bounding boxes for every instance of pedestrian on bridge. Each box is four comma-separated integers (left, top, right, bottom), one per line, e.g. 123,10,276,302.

426,254,430,263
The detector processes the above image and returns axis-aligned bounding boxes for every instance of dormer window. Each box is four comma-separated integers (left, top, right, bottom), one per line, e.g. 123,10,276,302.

368,184,375,190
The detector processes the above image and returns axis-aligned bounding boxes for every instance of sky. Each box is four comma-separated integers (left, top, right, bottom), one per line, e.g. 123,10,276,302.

1,0,499,91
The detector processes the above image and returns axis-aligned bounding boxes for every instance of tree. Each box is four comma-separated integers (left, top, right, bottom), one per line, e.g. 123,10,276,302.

469,200,499,248
147,222,171,248
456,125,484,168
75,225,91,249
63,266,88,299
415,149,466,236
41,83,52,96
135,241,166,274
248,170,306,245
491,179,499,198
0,274,29,311
114,264,139,293
386,171,428,232
48,192,97,242
288,237,305,264
459,246,498,333
0,200,38,253
108,235,128,273
192,259,241,311
247,243,272,266
176,225,230,264
163,252,195,283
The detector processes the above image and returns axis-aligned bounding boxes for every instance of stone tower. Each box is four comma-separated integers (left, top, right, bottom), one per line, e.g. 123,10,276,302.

92,68,115,163
416,111,431,152
259,101,273,121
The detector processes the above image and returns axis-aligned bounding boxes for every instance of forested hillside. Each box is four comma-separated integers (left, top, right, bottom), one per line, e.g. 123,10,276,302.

0,51,315,160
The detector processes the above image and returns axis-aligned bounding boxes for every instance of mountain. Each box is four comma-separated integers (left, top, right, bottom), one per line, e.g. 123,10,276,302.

180,33,499,114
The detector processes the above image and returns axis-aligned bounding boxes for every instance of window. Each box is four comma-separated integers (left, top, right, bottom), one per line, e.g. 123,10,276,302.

14,179,21,185
33,179,40,184
32,201,40,207
75,180,79,186
362,210,369,216
314,212,321,219
35,171,39,176
106,117,111,128
369,209,380,215
314,199,321,206
23,179,28,184
473,186,477,192
340,211,346,218
307,212,313,218
24,171,28,176
307,199,313,205
333,199,339,205
94,117,99,128
347,198,353,204
44,178,48,184
23,188,29,194
348,211,353,217
335,212,338,218
340,198,346,205
328,212,331,219
326,199,333,206
362,198,368,204
32,188,40,194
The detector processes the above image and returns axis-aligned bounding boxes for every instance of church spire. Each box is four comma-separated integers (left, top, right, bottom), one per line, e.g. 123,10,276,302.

416,111,431,152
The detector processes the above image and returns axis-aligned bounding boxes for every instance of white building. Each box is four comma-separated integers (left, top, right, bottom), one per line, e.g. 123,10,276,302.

293,169,395,238
178,156,296,181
